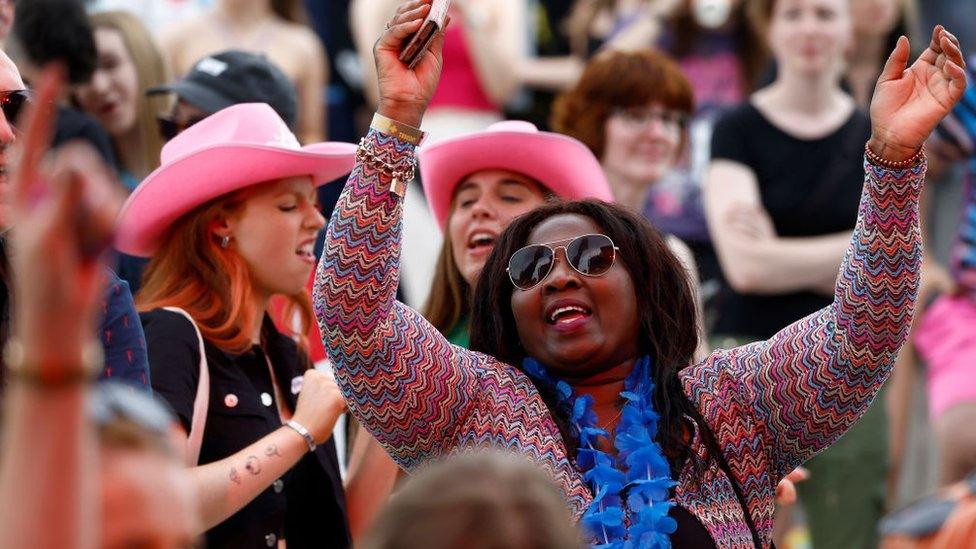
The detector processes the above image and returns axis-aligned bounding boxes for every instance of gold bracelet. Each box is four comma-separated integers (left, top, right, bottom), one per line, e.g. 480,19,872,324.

370,113,425,146
3,339,103,389
357,138,416,198
865,142,926,170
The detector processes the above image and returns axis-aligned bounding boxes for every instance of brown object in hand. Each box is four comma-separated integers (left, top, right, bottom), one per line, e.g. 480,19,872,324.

398,0,451,69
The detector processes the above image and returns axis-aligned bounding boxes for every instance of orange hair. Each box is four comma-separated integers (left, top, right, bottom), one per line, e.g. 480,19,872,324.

136,189,314,357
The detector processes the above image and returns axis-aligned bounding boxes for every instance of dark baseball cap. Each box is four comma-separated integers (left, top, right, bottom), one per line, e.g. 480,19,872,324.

147,50,298,129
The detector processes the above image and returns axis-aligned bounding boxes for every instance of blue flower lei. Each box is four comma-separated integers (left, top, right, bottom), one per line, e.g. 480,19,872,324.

523,356,677,548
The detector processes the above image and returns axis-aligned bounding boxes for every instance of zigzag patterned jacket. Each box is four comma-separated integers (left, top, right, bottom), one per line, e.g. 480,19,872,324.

314,129,923,548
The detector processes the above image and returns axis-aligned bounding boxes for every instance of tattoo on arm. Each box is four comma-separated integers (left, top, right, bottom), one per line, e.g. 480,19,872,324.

230,467,242,485
245,455,262,476
265,444,282,458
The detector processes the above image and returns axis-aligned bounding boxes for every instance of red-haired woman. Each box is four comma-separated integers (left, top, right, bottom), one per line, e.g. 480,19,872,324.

117,103,357,548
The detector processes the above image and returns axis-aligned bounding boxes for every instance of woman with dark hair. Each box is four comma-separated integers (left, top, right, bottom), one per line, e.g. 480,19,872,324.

315,0,967,545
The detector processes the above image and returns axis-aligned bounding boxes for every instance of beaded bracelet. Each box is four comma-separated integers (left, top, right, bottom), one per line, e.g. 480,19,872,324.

357,137,416,197
864,142,926,170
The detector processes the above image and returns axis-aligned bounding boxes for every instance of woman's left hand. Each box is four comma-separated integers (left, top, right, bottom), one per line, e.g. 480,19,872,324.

869,26,968,162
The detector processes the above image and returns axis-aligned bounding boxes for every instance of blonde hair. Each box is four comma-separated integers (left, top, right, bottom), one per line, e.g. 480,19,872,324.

89,11,169,178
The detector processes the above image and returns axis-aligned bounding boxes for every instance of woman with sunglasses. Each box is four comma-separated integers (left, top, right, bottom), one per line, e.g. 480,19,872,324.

317,1,966,546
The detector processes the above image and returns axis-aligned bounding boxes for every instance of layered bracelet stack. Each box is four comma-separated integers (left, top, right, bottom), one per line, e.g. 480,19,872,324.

356,113,426,198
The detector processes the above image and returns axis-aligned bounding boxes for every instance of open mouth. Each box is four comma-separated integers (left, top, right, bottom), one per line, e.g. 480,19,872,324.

295,241,315,264
467,230,497,253
546,302,593,326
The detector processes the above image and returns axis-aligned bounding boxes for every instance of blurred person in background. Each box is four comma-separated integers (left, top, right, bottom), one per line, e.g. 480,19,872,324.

359,452,584,549
847,0,920,108
564,0,678,56
160,0,327,143
650,0,769,298
0,68,185,548
150,50,299,139
0,15,151,396
551,49,708,360
914,57,976,489
7,0,117,169
118,102,358,548
704,0,898,547
73,10,169,192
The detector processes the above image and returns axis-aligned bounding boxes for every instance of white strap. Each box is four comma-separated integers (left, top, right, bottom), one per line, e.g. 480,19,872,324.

164,307,210,466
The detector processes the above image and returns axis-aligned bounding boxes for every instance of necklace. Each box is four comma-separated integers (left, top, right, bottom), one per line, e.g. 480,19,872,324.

599,406,624,433
523,356,677,548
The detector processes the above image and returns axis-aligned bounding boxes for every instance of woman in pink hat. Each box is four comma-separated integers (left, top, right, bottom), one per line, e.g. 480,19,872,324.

316,0,966,546
417,120,613,348
115,102,357,549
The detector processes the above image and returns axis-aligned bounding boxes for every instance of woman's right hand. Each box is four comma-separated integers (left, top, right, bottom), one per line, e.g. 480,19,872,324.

374,0,447,127
291,369,348,444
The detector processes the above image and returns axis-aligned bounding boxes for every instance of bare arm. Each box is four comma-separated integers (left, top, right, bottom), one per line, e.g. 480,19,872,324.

350,0,398,108
453,0,524,106
295,29,328,143
704,159,851,295
344,425,401,541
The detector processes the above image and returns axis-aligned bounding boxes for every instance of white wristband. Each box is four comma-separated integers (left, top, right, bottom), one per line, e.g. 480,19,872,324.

285,420,316,453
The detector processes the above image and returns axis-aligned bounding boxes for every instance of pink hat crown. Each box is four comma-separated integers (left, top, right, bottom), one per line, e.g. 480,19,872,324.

160,103,301,165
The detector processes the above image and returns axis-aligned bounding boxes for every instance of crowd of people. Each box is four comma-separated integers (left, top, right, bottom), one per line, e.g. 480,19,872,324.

0,0,973,548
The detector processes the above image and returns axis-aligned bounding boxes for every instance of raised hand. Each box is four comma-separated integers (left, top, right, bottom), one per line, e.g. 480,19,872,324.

869,26,968,162
8,66,122,371
374,0,448,127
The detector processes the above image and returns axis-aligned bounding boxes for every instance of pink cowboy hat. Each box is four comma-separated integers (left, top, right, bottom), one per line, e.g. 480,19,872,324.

116,103,356,257
418,120,614,229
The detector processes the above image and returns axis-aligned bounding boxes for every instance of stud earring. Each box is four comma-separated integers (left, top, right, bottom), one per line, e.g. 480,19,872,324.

220,236,231,249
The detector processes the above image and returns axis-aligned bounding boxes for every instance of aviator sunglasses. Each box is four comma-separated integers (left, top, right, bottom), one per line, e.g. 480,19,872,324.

156,114,207,141
0,90,31,129
507,233,619,291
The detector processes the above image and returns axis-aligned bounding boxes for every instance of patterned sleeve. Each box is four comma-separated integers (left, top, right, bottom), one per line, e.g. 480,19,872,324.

313,129,480,470
682,158,923,482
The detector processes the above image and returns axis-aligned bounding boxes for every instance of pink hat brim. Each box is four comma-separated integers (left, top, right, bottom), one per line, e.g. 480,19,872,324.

116,141,356,257
419,130,614,229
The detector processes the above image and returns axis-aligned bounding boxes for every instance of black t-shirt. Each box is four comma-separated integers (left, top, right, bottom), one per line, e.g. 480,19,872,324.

710,102,870,339
141,309,350,549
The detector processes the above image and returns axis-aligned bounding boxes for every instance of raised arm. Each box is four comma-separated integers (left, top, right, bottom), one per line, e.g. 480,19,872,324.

684,28,968,481
314,1,480,470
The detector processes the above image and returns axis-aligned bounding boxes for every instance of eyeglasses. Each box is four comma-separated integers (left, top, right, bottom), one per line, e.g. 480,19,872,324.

612,106,688,130
156,114,206,141
0,90,31,129
507,233,619,291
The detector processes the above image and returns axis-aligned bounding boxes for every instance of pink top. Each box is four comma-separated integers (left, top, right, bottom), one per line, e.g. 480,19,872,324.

428,17,498,112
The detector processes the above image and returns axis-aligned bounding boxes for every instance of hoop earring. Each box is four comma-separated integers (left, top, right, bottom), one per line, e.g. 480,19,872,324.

220,236,231,249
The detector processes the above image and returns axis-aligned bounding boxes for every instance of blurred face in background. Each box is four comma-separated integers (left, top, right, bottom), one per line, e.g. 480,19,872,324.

768,0,853,78
101,448,197,549
849,0,901,36
448,170,548,286
601,104,685,187
74,27,139,137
